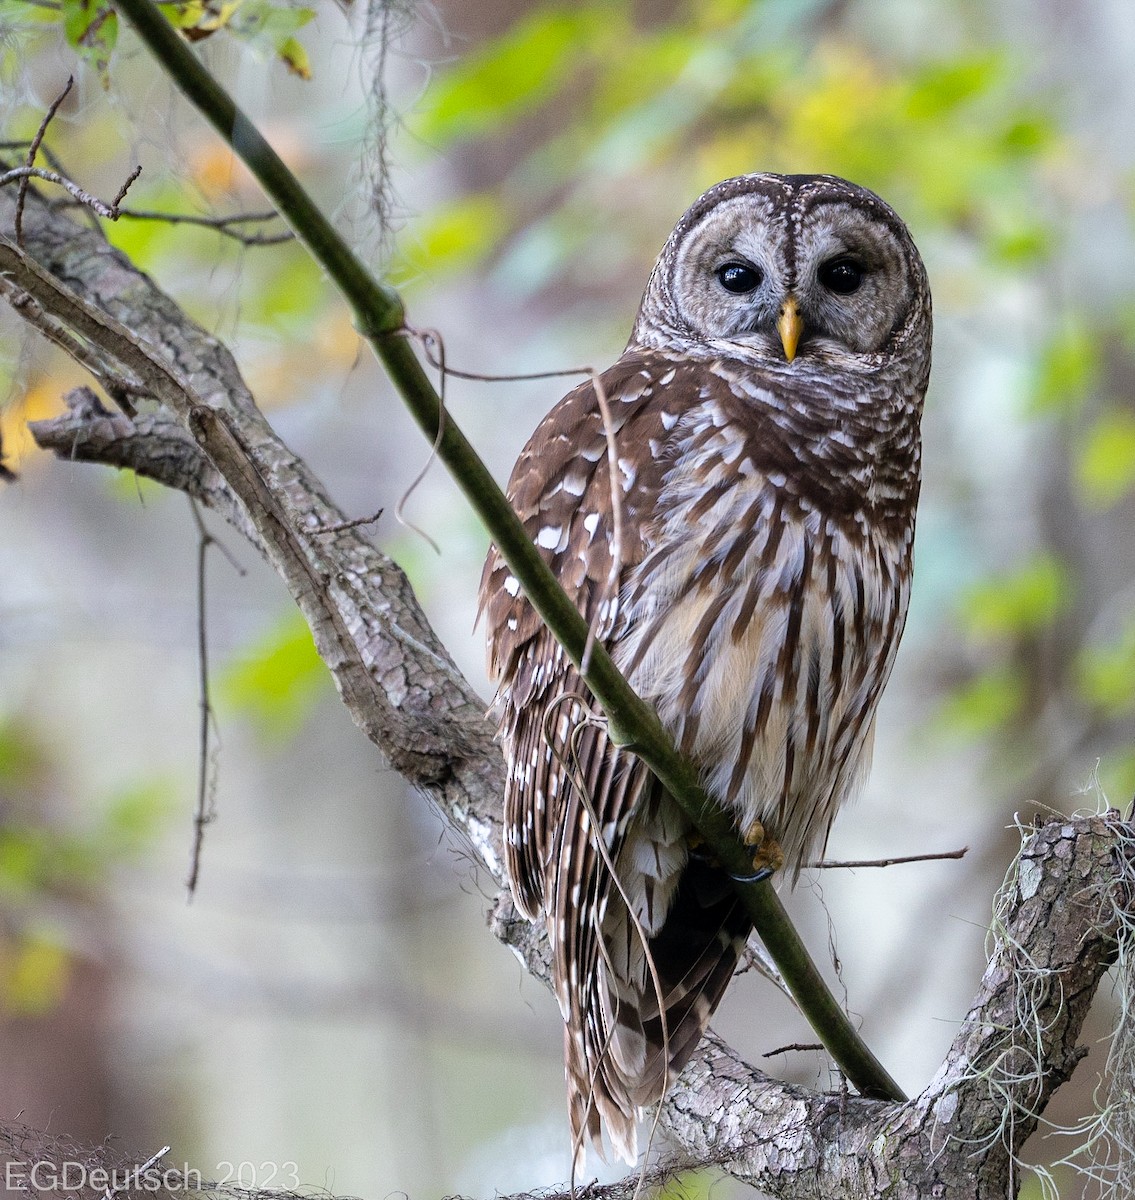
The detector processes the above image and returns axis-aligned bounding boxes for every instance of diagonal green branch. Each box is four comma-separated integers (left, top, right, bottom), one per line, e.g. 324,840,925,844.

110,0,904,1104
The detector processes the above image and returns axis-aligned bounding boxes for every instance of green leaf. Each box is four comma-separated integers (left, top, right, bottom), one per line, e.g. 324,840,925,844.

219,611,332,738
939,666,1025,737
1075,409,1135,507
155,2,222,31
416,7,605,145
960,555,1070,640
400,193,506,277
0,720,46,788
1077,619,1135,716
3,935,70,1016
277,34,311,80
904,55,1003,120
1030,321,1100,414
100,782,174,858
0,831,44,899
999,114,1054,156
61,0,118,82
989,222,1051,265
157,2,315,77
0,0,59,25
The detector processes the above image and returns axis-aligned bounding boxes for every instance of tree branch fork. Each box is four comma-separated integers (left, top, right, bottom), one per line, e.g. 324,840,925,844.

4,177,1133,1199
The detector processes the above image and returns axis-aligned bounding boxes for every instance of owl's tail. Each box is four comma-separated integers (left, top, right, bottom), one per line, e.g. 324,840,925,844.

563,795,752,1168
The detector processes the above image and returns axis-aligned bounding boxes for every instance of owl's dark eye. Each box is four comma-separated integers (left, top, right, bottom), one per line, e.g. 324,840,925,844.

716,262,762,294
818,257,865,295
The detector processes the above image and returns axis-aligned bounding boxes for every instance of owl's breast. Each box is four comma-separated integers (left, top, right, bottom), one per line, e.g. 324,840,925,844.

612,404,913,866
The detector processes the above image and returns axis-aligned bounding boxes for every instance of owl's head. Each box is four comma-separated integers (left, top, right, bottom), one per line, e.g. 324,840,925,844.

630,173,931,373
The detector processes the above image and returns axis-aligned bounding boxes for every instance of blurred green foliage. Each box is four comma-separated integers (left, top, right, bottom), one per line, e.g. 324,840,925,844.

0,718,172,1013
1076,410,1135,507
959,555,1071,642
419,9,607,144
219,610,333,740
0,1,317,83
1031,320,1099,415
4,0,1132,860
407,1,1058,289
1078,619,1135,717
938,664,1026,737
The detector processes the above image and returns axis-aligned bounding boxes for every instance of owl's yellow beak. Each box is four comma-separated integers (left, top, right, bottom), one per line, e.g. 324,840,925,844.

777,297,803,362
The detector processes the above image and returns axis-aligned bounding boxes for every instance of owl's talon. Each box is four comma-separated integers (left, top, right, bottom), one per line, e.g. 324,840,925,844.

741,819,785,878
730,864,776,884
742,818,768,848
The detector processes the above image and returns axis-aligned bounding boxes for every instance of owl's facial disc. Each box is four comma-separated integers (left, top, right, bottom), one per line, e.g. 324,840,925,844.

662,187,918,361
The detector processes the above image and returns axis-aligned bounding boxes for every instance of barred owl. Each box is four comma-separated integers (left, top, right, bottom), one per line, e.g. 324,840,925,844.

479,173,932,1164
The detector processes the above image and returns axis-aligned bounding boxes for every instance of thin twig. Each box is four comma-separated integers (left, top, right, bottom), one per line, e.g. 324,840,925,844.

416,338,592,384
809,847,969,870
102,205,294,245
111,165,143,209
15,75,73,247
312,508,385,535
103,1145,170,1200
392,326,448,555
187,500,219,899
762,1042,825,1058
3,165,141,223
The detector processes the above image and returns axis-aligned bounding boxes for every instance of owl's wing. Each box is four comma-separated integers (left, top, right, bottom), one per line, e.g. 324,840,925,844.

480,355,753,1163
479,354,671,920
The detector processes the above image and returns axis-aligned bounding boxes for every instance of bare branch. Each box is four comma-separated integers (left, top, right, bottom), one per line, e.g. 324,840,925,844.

311,509,385,535
63,203,296,245
3,183,500,854
762,1042,825,1058
29,387,259,545
2,164,141,223
810,847,969,869
15,75,73,246
186,500,220,900
662,814,1126,1197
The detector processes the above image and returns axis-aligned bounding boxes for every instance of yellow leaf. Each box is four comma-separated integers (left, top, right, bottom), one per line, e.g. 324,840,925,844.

3,936,70,1015
277,35,312,81
1,379,72,473
315,310,362,368
1076,410,1135,508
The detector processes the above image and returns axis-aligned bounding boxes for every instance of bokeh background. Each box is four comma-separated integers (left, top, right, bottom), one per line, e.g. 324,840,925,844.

2,1,1134,1197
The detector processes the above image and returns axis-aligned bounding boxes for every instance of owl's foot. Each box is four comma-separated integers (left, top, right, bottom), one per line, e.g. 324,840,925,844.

740,819,785,882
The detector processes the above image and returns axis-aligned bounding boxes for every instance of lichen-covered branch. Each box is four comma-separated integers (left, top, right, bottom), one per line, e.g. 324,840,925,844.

661,814,1129,1198
4,177,1133,1199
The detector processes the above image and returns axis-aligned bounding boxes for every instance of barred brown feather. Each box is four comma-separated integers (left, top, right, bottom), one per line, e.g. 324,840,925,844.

479,173,932,1165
